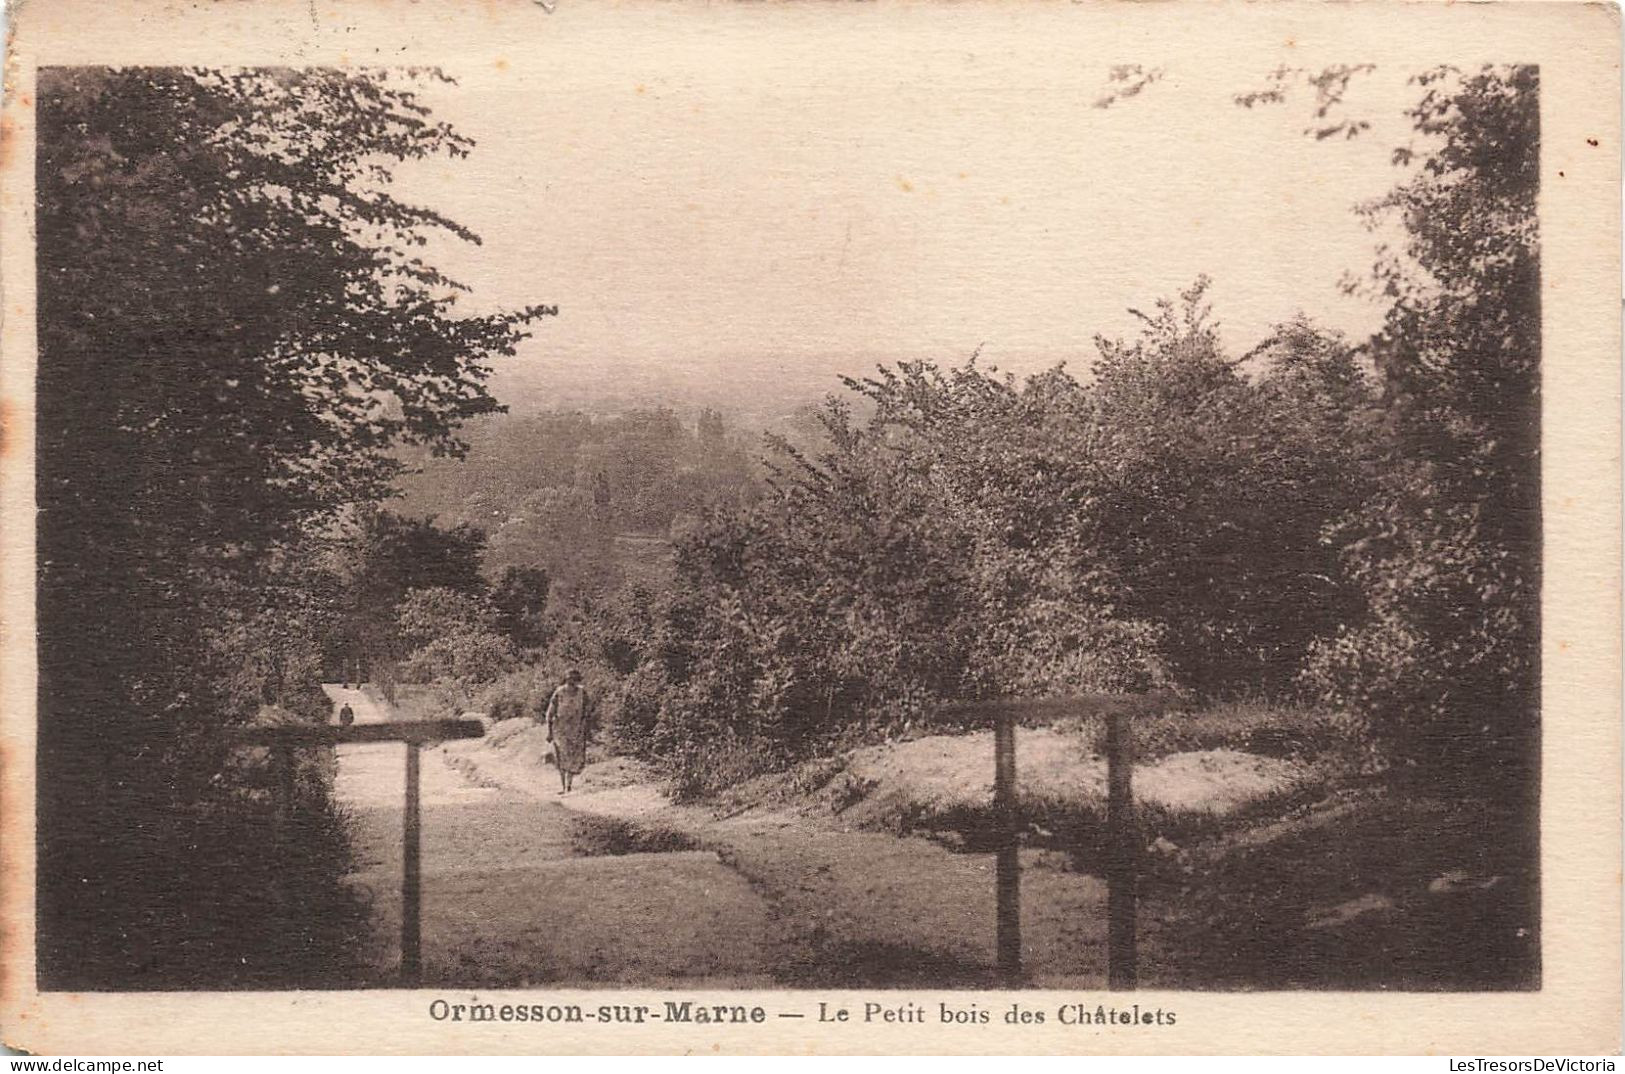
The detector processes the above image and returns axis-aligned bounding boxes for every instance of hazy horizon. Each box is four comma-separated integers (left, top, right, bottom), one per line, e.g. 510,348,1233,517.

382,8,1423,418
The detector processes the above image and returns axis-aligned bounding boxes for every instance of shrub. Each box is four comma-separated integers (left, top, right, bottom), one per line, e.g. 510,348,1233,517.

664,732,795,803
472,659,622,735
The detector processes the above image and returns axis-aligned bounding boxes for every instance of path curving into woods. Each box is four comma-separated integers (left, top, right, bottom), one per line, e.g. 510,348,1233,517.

323,684,780,988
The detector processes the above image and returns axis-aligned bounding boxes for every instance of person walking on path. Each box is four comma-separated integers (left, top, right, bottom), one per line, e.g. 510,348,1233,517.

544,669,591,795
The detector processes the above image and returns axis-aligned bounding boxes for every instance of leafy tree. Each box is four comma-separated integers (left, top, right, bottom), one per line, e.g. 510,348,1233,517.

1104,62,1543,784
1085,289,1379,695
207,547,347,723
35,66,540,985
329,507,490,675
393,587,518,691
394,585,499,649
489,564,553,649
1363,66,1539,524
1301,66,1541,787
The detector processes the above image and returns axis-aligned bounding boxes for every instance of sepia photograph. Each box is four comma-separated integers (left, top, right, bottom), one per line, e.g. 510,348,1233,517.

2,0,1620,1056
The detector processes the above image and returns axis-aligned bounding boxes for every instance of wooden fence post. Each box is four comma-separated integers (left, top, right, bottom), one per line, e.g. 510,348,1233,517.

402,740,422,985
226,718,483,989
271,744,296,921
273,744,296,825
1106,708,1137,989
994,707,1021,983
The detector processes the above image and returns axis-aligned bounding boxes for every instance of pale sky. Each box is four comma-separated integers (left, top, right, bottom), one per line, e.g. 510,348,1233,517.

387,10,1422,419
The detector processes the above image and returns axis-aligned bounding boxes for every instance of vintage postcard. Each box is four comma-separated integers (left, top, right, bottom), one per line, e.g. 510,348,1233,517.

0,0,1619,1057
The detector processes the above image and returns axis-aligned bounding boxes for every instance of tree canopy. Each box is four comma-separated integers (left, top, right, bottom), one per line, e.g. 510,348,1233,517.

35,66,541,985
1301,66,1541,785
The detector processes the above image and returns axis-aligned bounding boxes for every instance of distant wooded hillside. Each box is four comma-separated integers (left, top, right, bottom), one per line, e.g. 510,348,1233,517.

393,407,766,595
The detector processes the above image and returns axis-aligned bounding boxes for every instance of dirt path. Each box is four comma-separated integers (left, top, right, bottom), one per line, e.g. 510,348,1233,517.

320,683,393,725
330,691,1115,988
327,686,779,987
439,723,1115,988
525,780,1112,988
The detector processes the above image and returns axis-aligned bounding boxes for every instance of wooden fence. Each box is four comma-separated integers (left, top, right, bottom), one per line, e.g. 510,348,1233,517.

941,692,1174,988
231,696,1163,988
225,717,486,984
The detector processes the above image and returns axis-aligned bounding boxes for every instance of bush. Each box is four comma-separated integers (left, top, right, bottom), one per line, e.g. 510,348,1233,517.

472,659,621,734
391,586,520,696
664,732,795,803
612,298,1375,799
612,659,671,754
397,631,518,687
1298,478,1536,788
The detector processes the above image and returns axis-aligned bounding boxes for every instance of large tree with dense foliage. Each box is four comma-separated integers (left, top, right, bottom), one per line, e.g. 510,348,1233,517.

1078,61,1542,786
325,506,491,679
1294,66,1540,789
35,66,540,985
